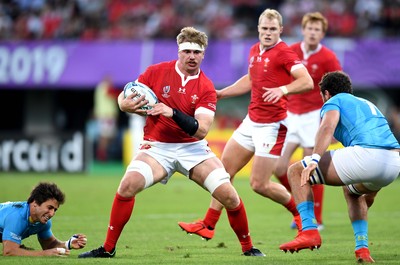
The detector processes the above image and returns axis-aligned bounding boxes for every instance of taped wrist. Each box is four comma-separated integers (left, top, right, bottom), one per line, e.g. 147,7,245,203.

280,86,289,95
65,234,78,249
310,154,321,164
172,108,199,136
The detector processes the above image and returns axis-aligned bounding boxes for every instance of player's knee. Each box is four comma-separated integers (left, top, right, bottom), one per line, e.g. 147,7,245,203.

286,163,299,186
364,192,378,208
213,184,240,209
125,160,154,190
249,178,269,195
203,168,231,194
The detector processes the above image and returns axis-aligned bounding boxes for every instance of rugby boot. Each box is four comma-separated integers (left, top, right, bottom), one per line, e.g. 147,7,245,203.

178,220,214,240
279,229,321,253
243,246,266,256
355,248,375,263
78,246,116,258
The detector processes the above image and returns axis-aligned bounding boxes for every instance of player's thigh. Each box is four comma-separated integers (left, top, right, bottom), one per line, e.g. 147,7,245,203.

251,156,277,183
221,137,253,177
121,152,168,192
190,156,224,182
190,157,232,196
311,151,344,186
276,141,299,174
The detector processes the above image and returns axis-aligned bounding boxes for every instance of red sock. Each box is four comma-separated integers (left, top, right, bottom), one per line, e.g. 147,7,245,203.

277,173,291,192
203,208,222,230
284,196,299,217
312,184,324,224
103,193,135,252
226,199,253,252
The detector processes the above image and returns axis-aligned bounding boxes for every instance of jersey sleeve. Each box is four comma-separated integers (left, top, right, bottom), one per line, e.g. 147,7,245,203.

2,212,24,244
278,47,302,73
137,65,155,88
321,97,341,118
196,79,217,114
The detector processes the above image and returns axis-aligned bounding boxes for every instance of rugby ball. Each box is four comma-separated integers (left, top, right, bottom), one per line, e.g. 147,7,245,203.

123,81,158,110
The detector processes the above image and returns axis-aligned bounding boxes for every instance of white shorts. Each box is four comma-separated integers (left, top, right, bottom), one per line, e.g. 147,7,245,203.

285,109,320,148
138,139,216,184
232,115,287,158
332,146,400,191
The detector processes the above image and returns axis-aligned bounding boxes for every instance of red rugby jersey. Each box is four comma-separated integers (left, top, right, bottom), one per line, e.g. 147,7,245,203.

138,60,217,143
248,41,302,123
288,42,342,114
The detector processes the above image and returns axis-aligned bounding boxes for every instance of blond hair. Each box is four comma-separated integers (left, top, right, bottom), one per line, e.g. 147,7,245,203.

176,27,208,50
302,12,328,33
258,9,283,27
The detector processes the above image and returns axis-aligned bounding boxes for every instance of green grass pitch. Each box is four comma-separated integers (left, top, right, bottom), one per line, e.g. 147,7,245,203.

0,164,399,264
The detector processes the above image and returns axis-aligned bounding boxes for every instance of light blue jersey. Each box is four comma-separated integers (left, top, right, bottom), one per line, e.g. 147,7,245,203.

0,201,53,244
321,93,400,149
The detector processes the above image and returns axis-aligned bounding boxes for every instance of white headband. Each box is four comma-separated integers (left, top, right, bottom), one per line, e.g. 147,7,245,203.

178,42,205,52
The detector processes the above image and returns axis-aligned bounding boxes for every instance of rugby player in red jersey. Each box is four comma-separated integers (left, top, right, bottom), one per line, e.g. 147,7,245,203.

79,26,264,258
178,8,313,241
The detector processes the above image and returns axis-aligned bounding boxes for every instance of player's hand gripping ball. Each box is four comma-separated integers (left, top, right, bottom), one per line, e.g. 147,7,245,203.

123,81,158,110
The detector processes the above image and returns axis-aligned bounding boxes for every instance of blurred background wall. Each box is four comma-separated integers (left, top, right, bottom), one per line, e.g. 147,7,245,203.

0,0,399,172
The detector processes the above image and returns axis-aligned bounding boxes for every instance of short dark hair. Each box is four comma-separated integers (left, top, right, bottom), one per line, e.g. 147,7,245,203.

27,182,65,205
319,71,353,96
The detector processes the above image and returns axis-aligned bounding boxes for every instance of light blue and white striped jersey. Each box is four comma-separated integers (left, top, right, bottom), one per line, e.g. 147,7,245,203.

0,201,53,244
321,93,400,149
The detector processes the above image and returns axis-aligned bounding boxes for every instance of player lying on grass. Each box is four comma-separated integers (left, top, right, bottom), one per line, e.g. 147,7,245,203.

279,71,400,263
0,182,87,256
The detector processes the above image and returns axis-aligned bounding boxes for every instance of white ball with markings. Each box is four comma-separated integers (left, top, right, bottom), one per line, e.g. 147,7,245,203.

123,81,158,110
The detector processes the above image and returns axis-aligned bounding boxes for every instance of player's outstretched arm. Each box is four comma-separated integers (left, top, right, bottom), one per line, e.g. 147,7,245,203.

2,239,70,256
39,234,87,250
218,74,252,99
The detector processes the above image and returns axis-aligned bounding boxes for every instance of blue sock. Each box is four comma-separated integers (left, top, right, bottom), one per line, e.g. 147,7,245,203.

297,201,318,231
352,220,368,250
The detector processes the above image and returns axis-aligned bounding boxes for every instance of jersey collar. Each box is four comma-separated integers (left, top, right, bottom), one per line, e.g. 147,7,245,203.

175,61,201,87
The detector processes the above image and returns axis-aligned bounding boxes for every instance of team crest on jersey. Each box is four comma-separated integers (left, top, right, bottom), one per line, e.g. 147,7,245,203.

311,64,318,74
249,56,255,68
263,58,270,72
162,85,170,98
191,94,199,105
